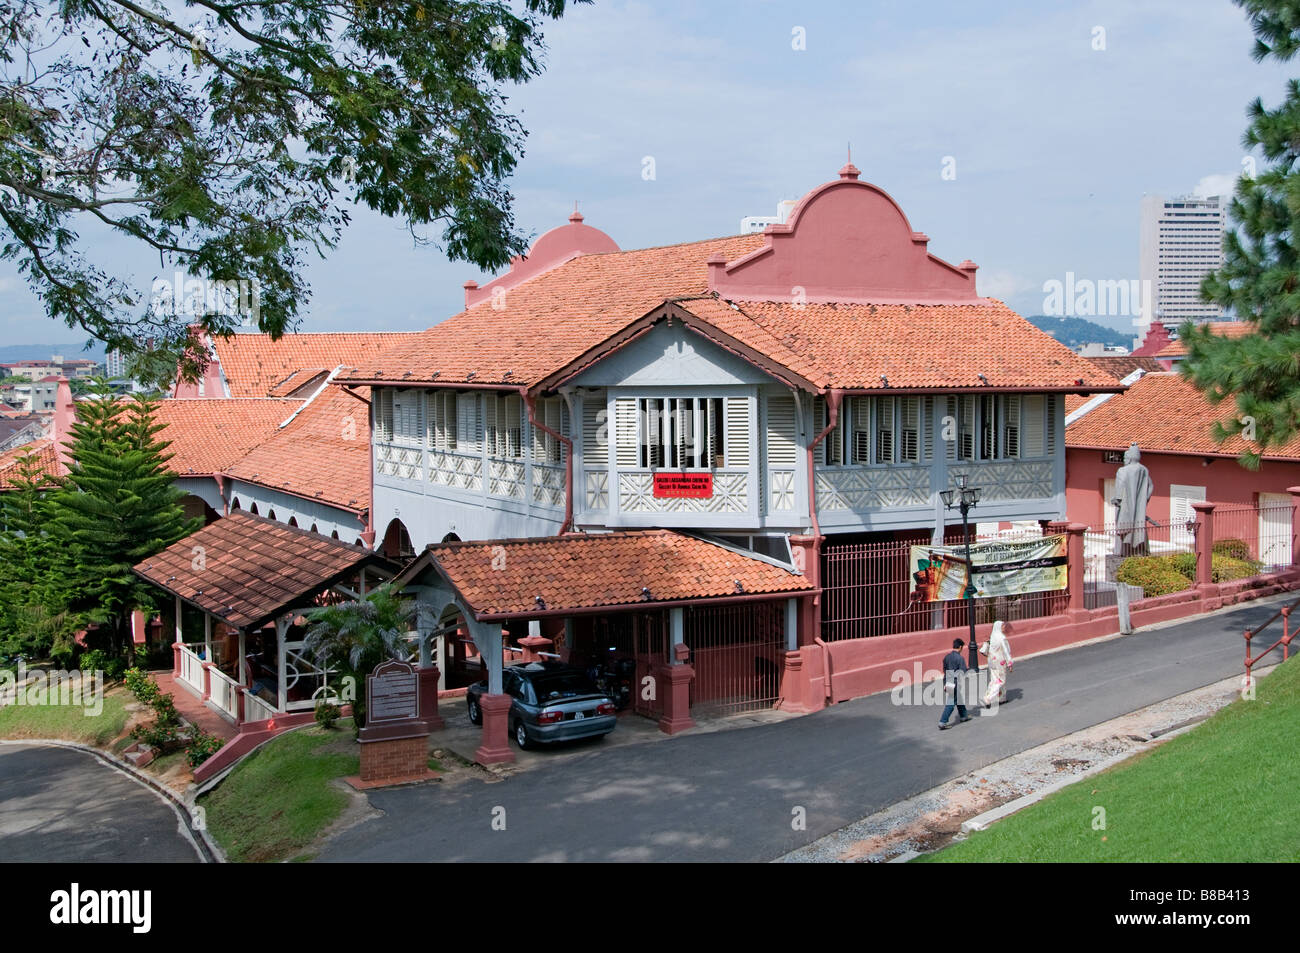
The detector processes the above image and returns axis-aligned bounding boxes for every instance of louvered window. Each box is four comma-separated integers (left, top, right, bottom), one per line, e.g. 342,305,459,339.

899,397,921,463
456,393,481,454
376,389,394,443
531,396,568,463
1002,395,1021,459
582,394,608,465
427,391,457,451
392,389,424,448
637,397,726,468
814,396,843,465
485,393,523,459
766,395,798,465
850,397,871,464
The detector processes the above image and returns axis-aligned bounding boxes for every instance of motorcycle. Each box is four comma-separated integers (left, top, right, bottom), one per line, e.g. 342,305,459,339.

587,648,634,711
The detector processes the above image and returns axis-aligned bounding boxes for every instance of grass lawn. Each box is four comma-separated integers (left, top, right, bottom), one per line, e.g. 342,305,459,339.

199,722,360,863
920,656,1300,862
0,683,130,747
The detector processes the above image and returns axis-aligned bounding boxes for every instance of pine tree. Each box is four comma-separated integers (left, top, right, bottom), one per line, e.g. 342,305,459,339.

1185,0,1300,468
49,394,200,658
0,450,74,659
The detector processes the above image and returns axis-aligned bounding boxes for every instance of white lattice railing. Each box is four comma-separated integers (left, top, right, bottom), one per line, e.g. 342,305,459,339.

177,644,205,695
428,450,485,492
532,463,565,507
208,666,240,721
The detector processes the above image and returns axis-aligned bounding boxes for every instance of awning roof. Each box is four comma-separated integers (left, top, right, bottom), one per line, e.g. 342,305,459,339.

133,512,398,630
393,530,815,621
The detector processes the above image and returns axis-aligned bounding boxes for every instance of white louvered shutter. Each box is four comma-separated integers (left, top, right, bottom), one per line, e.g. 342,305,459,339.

876,396,896,464
1022,395,1045,457
766,395,798,465
1046,395,1058,456
900,397,920,463
725,396,749,467
851,397,871,464
583,395,608,465
1002,395,1021,458
457,393,480,454
615,397,638,468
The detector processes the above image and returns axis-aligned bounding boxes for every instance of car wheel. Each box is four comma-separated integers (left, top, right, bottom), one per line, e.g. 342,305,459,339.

468,697,482,725
514,720,531,750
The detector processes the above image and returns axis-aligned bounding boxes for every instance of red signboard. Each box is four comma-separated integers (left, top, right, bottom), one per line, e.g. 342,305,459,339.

653,472,714,498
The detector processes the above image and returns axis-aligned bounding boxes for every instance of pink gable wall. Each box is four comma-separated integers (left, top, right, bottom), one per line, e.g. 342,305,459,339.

707,163,980,304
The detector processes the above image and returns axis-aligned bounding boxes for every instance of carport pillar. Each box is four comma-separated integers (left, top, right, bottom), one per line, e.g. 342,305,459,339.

414,610,444,732
1193,501,1221,609
657,608,695,735
275,615,290,713
779,597,820,714
474,623,514,765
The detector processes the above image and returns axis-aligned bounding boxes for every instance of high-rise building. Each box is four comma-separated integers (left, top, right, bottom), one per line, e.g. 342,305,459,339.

741,199,797,235
1139,194,1227,327
106,348,127,379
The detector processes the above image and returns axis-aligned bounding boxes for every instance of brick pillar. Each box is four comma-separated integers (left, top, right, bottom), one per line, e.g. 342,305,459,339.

1193,501,1221,607
1066,523,1088,618
201,661,213,702
656,662,695,735
778,650,821,713
1288,487,1300,569
417,665,444,731
474,693,515,765
172,642,182,677
236,685,246,724
788,534,823,645
518,635,552,663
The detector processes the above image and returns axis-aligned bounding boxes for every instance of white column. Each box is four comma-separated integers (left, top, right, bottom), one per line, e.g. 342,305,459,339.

275,616,290,712
174,594,183,644
238,630,247,685
785,598,798,652
204,613,212,661
669,607,685,663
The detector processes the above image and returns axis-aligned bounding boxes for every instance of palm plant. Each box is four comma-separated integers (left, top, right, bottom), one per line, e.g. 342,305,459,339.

302,585,415,731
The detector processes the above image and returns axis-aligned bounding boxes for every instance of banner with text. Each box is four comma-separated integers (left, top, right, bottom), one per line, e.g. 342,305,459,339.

908,535,1068,603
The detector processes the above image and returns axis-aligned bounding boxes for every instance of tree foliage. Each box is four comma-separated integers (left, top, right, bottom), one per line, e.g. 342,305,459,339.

1186,0,1300,467
1,0,585,384
49,391,199,654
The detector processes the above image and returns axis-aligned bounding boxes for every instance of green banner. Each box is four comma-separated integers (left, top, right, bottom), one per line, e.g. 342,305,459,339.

908,535,1068,604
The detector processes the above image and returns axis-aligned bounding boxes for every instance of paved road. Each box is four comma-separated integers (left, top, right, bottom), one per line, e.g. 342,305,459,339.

319,598,1293,863
0,744,201,862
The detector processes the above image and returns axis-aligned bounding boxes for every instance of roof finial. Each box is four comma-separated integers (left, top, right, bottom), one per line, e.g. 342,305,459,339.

839,144,861,181
569,200,584,224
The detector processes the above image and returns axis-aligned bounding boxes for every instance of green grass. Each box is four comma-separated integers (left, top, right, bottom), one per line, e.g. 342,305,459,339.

0,683,130,747
920,656,1300,862
199,723,360,863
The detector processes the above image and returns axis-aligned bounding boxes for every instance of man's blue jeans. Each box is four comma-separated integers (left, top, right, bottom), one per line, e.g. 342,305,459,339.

939,702,968,725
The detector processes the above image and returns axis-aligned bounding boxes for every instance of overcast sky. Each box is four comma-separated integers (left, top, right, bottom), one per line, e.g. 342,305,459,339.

0,0,1289,351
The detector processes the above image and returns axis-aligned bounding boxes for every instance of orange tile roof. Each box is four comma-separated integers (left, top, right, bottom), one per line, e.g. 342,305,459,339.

338,235,766,387
1155,321,1255,358
223,386,371,513
132,511,392,630
1084,356,1167,379
403,530,814,619
154,399,302,476
337,235,1114,393
1066,372,1300,460
212,332,416,397
0,439,61,490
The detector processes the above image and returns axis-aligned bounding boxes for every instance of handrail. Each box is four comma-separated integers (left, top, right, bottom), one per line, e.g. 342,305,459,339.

1243,595,1300,688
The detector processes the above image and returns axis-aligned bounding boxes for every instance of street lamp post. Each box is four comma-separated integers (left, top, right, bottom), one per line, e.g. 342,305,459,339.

941,474,982,672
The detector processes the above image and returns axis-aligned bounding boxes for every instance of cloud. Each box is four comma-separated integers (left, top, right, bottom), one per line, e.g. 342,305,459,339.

1192,173,1238,200
978,270,1034,302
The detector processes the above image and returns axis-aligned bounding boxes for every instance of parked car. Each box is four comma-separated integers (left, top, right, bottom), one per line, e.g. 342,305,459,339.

467,662,618,749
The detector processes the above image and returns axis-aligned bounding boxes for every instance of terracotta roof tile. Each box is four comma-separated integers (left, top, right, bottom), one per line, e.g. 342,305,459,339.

0,439,61,489
132,511,387,629
154,398,301,476
1155,321,1254,358
212,332,415,397
1084,356,1167,380
223,386,371,512
410,531,813,618
1066,371,1300,460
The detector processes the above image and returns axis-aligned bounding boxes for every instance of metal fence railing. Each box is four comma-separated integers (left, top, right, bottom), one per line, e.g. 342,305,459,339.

821,530,1068,641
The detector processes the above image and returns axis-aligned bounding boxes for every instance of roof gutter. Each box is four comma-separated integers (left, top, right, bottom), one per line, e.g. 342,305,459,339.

521,388,574,535
472,587,822,623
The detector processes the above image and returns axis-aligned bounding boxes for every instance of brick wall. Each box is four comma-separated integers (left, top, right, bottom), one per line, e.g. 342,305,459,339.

360,735,428,782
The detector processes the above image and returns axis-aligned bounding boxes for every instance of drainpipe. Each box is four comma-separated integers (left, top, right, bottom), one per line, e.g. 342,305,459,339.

806,390,842,702
522,388,574,535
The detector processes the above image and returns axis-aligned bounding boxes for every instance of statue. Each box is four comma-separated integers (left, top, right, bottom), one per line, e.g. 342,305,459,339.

1112,443,1154,555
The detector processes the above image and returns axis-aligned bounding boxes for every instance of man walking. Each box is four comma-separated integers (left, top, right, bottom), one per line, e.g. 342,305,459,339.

939,638,972,730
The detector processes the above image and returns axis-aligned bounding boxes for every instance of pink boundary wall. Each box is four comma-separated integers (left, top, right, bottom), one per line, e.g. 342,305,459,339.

778,569,1299,711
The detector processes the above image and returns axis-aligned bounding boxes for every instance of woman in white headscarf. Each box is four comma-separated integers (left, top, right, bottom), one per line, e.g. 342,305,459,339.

979,620,1013,708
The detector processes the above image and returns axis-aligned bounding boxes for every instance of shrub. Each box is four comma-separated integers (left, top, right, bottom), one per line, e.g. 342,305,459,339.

314,700,341,729
104,657,128,682
1115,556,1194,597
1213,538,1251,561
186,728,225,767
1168,552,1197,579
78,649,108,674
1212,553,1263,582
124,667,159,705
131,718,182,751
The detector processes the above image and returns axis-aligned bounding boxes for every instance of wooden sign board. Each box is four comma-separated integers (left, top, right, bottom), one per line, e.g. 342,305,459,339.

367,659,420,724
653,472,713,498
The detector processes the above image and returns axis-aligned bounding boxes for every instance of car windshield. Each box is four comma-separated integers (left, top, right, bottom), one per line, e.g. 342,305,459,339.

530,672,599,701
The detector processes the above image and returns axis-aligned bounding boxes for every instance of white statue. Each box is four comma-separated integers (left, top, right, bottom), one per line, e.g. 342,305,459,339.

1112,443,1154,554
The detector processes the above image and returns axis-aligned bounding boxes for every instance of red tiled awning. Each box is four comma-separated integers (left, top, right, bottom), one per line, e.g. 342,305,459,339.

393,530,815,620
132,512,398,630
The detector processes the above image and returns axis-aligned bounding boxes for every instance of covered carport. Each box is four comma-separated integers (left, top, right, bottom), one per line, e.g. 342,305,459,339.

133,511,400,726
390,529,815,764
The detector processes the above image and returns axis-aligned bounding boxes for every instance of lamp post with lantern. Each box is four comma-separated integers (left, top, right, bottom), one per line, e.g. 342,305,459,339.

941,473,982,672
